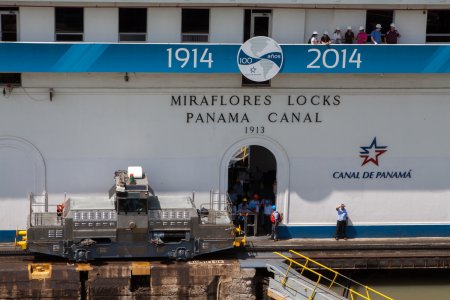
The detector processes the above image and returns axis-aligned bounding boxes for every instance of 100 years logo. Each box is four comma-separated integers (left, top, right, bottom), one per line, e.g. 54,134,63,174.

237,36,283,82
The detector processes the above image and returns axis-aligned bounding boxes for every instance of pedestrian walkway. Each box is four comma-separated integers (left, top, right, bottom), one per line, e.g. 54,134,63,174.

267,250,393,300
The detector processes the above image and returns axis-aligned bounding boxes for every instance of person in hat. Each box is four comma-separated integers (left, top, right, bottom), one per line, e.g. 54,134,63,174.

335,203,348,240
321,31,331,45
237,198,249,233
308,31,320,45
332,27,343,44
269,205,282,241
344,26,355,44
370,24,383,44
385,23,401,44
263,198,274,235
356,26,368,44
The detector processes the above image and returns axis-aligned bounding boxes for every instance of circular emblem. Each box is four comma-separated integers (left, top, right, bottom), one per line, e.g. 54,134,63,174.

237,36,283,82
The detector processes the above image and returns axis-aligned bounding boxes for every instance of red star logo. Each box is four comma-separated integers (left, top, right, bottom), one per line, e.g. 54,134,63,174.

359,137,387,166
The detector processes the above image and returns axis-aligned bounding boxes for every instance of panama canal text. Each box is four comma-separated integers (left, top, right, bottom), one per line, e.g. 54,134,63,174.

170,94,341,124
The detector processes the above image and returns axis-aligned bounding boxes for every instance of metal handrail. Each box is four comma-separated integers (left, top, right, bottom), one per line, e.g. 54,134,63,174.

273,251,394,300
198,191,233,225
233,212,258,236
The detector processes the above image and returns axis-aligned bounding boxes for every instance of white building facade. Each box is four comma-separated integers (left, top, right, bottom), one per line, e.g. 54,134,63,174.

0,0,450,241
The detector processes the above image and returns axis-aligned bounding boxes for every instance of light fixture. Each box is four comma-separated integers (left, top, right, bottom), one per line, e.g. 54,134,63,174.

124,72,129,82
49,88,54,101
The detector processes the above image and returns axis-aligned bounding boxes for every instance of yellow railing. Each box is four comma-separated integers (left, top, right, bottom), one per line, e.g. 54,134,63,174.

274,250,394,300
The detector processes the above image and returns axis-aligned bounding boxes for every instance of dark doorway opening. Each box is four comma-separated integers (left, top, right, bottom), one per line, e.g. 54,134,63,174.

228,145,276,236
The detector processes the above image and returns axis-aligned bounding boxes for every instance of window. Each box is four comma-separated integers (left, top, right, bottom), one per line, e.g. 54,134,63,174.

426,10,450,43
182,9,209,42
0,9,18,41
55,7,83,41
118,198,147,214
119,8,147,42
0,73,21,86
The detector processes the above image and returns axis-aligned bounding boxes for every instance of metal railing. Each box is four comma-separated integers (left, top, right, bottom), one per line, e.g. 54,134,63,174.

233,212,258,236
29,192,63,227
198,191,233,225
274,250,394,300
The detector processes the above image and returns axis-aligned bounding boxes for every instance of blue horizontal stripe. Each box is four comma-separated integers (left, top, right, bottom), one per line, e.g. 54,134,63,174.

0,230,16,243
0,43,450,73
278,224,450,239
1,225,450,242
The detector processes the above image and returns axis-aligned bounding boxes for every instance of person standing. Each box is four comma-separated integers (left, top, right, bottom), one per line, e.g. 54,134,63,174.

370,24,383,44
263,198,274,235
335,204,348,240
344,26,355,44
309,31,320,45
385,23,401,44
332,27,343,44
270,205,282,241
321,31,331,45
356,26,368,44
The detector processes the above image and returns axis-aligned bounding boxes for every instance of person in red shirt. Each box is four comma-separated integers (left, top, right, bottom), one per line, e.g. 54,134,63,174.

356,26,368,44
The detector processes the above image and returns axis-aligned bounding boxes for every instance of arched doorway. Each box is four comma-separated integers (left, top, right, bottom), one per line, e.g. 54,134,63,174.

219,136,290,232
227,145,276,235
227,145,276,202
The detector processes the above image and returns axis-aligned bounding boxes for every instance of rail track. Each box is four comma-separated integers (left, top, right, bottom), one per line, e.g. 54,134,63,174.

2,242,450,270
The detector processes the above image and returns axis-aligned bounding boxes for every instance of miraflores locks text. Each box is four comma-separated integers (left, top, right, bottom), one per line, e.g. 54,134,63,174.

170,94,341,124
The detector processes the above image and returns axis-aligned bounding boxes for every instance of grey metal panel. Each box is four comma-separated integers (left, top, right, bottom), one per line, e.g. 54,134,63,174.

73,230,116,239
69,196,115,210
117,229,147,243
117,214,148,229
149,196,195,210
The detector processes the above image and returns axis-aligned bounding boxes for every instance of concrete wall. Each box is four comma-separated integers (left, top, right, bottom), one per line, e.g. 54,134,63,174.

272,9,305,44
16,7,427,44
85,8,118,42
210,8,243,43
1,81,450,230
394,10,427,44
305,9,334,43
19,7,54,42
148,8,181,42
305,9,366,43
333,10,366,35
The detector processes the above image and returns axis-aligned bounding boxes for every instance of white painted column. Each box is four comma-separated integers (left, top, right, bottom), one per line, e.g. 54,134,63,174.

210,8,244,43
19,7,54,42
85,8,118,42
333,10,366,35
272,9,305,44
394,10,427,44
148,8,181,43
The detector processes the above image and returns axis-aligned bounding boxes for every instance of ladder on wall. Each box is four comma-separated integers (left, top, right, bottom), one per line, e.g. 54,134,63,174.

267,250,394,300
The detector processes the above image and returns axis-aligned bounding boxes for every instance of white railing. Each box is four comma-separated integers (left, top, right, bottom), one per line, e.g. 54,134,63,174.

29,192,63,227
